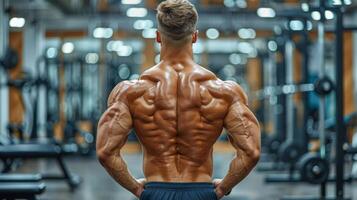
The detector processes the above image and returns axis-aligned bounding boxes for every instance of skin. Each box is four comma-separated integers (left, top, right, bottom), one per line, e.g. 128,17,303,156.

97,31,261,199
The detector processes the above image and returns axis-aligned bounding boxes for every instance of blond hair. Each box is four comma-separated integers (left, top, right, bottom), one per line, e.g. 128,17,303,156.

156,0,198,42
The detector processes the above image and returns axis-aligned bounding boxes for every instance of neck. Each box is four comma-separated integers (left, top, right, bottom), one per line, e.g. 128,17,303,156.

160,42,193,63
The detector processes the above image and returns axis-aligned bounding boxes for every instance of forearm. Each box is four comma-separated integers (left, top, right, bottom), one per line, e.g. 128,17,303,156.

100,154,140,195
218,153,257,194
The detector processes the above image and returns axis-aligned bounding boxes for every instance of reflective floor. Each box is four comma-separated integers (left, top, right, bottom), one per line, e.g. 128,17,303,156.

15,153,357,200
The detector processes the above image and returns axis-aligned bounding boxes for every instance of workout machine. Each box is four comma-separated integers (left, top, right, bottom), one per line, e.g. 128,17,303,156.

0,49,81,191
260,1,354,199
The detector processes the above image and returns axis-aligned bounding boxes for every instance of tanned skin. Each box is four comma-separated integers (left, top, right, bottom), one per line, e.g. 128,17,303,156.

96,31,261,199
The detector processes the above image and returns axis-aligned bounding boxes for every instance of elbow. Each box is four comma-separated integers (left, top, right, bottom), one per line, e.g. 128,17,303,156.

246,147,260,165
97,150,111,166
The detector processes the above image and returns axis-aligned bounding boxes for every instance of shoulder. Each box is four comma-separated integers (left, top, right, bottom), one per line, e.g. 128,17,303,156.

140,65,162,82
223,81,248,105
201,75,247,105
194,65,217,80
107,80,139,107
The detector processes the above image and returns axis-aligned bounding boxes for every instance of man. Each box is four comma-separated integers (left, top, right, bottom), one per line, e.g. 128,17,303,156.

96,0,260,199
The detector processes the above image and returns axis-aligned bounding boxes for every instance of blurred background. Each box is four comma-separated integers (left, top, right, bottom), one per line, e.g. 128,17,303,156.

0,0,357,199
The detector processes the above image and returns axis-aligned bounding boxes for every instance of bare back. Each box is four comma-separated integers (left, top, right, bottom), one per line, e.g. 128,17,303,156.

111,61,248,182
97,0,260,196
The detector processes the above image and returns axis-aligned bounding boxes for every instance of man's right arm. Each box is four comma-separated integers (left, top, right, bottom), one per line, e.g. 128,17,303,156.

96,82,143,197
216,84,261,198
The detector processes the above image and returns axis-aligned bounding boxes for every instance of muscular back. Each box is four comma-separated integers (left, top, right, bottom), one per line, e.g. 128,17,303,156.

106,60,255,183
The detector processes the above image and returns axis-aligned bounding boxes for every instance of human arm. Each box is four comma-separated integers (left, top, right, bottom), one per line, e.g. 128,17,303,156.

96,82,143,197
215,84,261,198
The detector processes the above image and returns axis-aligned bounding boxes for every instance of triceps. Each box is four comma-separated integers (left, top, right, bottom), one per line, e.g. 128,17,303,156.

97,101,133,161
224,101,260,161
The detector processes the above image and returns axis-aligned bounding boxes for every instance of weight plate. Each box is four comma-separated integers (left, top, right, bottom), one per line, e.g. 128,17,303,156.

278,141,304,163
298,153,329,184
314,77,334,96
1,47,19,70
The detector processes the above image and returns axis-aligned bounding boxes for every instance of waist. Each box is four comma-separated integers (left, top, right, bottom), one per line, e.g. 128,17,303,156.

145,182,215,190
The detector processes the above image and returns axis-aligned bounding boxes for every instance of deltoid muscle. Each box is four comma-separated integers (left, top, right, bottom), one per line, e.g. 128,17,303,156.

97,62,260,194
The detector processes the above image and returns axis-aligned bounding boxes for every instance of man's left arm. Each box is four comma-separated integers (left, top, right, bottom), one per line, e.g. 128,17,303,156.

96,89,143,197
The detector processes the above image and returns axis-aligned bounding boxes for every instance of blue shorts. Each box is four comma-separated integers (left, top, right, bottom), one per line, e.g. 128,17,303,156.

140,182,218,200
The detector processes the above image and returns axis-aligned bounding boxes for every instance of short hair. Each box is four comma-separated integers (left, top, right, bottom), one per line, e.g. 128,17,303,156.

156,0,198,42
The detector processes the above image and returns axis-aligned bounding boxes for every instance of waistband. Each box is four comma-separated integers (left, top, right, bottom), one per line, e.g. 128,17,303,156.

145,182,215,190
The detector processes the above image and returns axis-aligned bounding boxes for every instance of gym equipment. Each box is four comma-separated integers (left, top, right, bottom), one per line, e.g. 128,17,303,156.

62,58,96,155
0,174,42,182
254,76,334,100
0,56,81,190
257,27,314,172
261,28,311,176
0,174,45,199
276,3,352,200
0,144,81,190
278,141,304,164
314,76,334,96
261,5,348,200
259,34,289,163
0,47,18,70
0,182,45,200
298,153,330,184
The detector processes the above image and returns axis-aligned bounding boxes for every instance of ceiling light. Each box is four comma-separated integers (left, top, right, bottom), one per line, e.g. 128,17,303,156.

238,28,256,39
325,10,334,20
311,11,321,21
257,7,276,18
331,0,343,5
301,3,309,12
9,17,25,28
344,0,352,5
224,0,235,8
116,45,133,57
62,42,74,54
289,20,304,31
127,8,148,18
122,0,141,5
133,20,154,30
107,40,123,51
206,28,220,40
93,27,113,39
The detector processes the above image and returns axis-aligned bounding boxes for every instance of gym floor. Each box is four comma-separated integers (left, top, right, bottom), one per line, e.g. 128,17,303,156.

16,153,357,200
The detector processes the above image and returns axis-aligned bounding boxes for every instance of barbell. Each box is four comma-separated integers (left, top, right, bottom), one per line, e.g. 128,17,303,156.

255,76,334,100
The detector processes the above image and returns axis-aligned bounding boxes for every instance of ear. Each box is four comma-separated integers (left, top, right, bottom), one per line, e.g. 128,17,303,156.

156,31,162,43
192,31,198,43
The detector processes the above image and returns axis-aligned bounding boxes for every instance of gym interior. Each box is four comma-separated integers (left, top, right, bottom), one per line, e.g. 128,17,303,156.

0,0,357,199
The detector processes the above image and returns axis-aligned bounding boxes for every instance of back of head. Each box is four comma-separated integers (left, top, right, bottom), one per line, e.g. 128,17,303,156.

156,0,198,43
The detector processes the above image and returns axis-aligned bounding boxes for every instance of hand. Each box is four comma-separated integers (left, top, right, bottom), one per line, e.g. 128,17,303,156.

213,179,224,199
134,178,146,198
